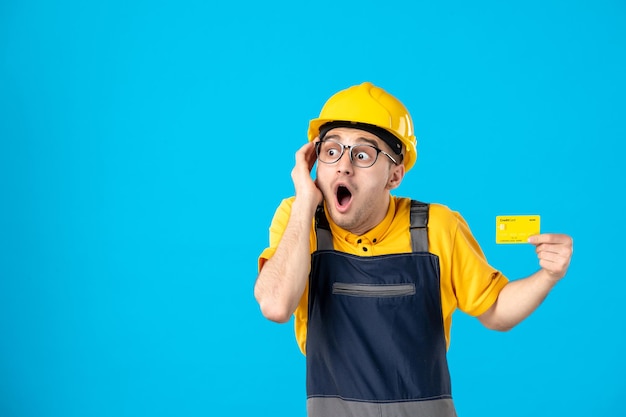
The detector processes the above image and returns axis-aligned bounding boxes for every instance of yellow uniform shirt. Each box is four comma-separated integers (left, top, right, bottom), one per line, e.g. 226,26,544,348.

258,196,509,354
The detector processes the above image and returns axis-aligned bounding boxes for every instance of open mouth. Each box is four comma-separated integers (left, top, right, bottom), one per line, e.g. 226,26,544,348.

336,185,352,208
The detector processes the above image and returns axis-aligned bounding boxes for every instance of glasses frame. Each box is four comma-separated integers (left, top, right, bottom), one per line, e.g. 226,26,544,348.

314,139,399,168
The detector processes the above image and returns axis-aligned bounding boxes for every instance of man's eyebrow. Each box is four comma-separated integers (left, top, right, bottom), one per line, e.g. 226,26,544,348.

357,137,379,147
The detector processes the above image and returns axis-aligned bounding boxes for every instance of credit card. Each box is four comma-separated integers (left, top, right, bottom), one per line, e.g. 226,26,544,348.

496,215,541,244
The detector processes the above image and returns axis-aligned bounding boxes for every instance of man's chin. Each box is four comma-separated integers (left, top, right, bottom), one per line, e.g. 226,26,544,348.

327,208,356,231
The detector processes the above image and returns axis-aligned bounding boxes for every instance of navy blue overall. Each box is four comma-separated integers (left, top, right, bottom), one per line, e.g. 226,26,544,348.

306,201,457,417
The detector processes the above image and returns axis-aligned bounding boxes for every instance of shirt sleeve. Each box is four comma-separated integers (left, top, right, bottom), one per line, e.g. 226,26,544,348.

449,211,509,317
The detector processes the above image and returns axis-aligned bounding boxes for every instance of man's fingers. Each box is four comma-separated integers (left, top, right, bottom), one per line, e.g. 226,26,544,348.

529,234,574,256
537,248,570,265
295,142,317,169
528,233,573,246
537,251,571,278
293,143,313,171
529,233,573,280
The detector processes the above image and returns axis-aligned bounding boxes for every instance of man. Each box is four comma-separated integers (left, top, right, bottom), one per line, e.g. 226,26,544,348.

254,82,573,417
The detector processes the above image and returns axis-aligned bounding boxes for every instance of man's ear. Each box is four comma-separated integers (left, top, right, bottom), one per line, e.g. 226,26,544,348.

386,162,406,190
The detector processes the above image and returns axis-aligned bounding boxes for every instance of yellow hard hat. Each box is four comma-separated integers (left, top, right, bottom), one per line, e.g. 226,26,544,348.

308,82,417,171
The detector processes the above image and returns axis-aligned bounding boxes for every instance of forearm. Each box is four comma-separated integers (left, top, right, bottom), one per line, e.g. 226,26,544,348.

254,199,316,323
478,269,559,331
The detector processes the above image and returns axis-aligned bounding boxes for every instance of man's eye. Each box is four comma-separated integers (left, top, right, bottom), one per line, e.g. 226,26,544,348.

327,148,339,157
355,150,372,160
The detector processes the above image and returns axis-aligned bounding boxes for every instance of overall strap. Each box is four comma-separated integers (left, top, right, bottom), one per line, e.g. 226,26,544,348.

410,200,429,252
314,200,430,252
315,205,333,251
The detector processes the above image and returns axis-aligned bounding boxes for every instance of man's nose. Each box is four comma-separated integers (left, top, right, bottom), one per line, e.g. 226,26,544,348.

336,147,353,173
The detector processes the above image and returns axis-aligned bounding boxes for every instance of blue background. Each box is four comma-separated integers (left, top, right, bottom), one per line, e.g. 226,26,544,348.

1,1,625,416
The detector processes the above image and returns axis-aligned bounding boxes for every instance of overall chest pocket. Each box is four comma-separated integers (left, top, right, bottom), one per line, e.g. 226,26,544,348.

332,282,416,297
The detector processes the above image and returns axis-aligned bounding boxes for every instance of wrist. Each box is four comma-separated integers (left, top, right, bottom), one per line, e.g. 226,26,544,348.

293,192,322,212
537,268,562,287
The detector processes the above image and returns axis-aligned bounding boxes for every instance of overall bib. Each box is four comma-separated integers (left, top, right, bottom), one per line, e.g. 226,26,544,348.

306,201,457,417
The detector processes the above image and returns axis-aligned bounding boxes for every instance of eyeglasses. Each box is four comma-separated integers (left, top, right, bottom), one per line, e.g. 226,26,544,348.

315,140,399,168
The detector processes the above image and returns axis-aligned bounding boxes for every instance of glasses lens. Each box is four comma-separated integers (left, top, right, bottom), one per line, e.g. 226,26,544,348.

317,141,343,163
351,145,379,168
